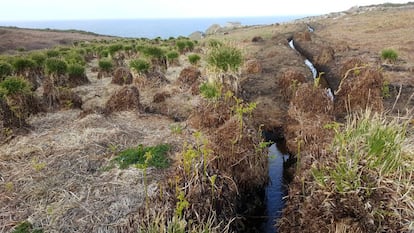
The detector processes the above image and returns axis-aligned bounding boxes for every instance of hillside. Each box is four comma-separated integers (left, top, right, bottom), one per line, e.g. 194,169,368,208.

0,27,114,53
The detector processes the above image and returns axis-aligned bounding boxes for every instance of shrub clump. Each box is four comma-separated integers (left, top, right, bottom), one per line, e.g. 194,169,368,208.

112,144,170,169
98,58,113,72
188,54,201,65
130,59,150,74
0,62,13,80
45,58,68,75
0,76,31,96
12,58,35,75
381,48,398,62
207,43,242,72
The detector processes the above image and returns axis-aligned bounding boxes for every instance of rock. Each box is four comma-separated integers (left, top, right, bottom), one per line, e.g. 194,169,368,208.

205,24,222,35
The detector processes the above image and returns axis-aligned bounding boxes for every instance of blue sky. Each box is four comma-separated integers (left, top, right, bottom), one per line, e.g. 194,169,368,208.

0,0,409,21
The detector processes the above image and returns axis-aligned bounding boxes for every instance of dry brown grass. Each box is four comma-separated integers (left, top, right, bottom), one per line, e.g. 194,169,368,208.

111,67,133,85
278,68,307,101
104,85,141,114
0,109,186,232
335,66,384,116
176,66,201,87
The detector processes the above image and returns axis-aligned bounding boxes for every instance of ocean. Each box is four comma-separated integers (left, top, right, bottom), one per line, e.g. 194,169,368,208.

0,16,306,38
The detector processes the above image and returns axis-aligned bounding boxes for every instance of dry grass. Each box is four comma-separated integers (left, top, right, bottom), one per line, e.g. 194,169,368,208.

0,110,186,232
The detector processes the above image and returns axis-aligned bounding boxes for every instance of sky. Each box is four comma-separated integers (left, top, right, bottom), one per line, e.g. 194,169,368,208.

0,0,409,21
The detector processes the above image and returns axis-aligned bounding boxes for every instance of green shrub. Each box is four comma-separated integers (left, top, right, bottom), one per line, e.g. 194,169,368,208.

188,54,201,65
199,82,221,100
98,58,113,72
99,49,109,58
176,40,187,54
0,76,31,96
29,52,47,68
64,51,86,65
0,62,13,80
167,51,179,62
112,144,170,169
108,43,124,55
12,58,35,74
207,44,242,72
186,40,195,51
381,48,398,62
46,50,60,58
142,46,165,59
129,59,150,74
68,64,85,77
45,58,68,75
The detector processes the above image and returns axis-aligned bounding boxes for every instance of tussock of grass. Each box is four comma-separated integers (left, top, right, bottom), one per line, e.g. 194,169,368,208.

311,110,414,231
113,144,171,169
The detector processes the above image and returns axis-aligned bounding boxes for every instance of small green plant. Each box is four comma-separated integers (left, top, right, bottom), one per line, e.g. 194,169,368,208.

45,58,68,75
381,48,398,62
112,144,170,169
381,80,391,98
12,221,43,233
175,191,189,219
188,54,201,65
169,124,183,134
207,43,242,72
98,58,113,72
0,76,31,96
199,82,221,100
129,59,150,74
314,72,324,88
0,61,13,80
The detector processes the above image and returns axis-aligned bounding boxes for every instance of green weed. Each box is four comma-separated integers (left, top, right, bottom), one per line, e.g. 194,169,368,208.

112,144,170,169
381,48,398,62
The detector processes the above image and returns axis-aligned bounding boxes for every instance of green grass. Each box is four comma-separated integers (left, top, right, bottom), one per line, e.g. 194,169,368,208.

112,144,171,169
381,48,398,62
12,221,43,233
199,82,221,100
315,110,408,193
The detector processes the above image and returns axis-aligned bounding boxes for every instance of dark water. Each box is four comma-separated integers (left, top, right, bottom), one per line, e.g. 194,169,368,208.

0,16,305,38
262,144,288,233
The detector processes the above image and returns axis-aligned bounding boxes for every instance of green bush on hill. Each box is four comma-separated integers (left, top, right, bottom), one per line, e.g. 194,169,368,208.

45,58,68,75
130,59,150,74
207,43,242,72
0,62,13,80
98,58,113,72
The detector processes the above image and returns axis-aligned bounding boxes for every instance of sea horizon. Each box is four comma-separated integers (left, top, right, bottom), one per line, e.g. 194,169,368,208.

0,16,309,39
